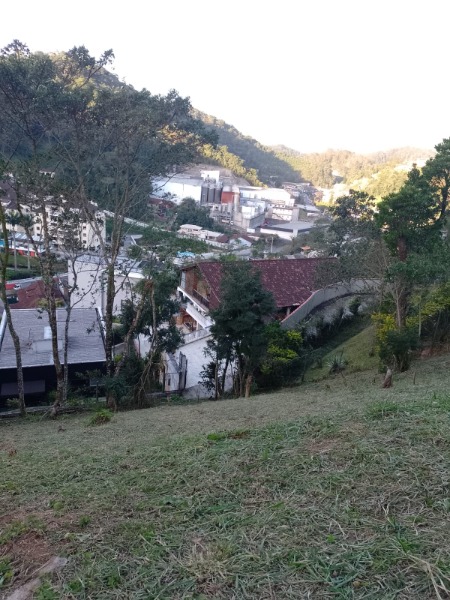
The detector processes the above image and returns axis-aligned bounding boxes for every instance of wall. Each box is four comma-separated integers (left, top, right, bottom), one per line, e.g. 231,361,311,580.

281,279,380,329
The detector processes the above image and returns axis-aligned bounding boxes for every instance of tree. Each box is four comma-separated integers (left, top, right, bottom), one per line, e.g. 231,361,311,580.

0,176,26,416
5,211,21,271
173,198,217,230
422,137,450,223
257,322,304,389
376,166,442,328
18,213,34,270
210,262,275,397
116,266,182,407
0,41,214,411
328,190,378,250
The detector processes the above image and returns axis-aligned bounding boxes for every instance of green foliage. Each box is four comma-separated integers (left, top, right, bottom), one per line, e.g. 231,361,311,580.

328,190,379,251
257,322,306,389
377,166,441,258
195,111,300,184
173,198,217,230
0,557,13,589
210,262,275,396
274,146,433,189
326,352,348,374
141,225,209,255
88,408,113,426
36,581,58,600
362,165,408,198
372,311,415,371
201,143,262,186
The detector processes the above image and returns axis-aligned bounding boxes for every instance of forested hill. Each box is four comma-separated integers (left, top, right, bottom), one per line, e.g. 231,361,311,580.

193,110,302,186
191,108,434,192
271,145,435,190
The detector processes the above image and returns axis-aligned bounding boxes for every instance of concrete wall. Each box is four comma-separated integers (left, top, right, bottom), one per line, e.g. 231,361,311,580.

281,279,380,329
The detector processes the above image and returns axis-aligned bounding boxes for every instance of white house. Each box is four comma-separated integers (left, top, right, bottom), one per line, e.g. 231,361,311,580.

67,254,145,315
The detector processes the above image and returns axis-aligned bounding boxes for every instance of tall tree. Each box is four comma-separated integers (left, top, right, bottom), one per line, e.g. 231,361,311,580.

210,262,275,397
0,41,214,410
422,138,450,223
376,166,442,328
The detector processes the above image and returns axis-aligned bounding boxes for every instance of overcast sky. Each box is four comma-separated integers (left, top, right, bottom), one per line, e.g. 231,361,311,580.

2,0,448,154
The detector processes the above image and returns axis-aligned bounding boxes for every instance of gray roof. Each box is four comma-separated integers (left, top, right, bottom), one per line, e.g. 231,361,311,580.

0,308,106,369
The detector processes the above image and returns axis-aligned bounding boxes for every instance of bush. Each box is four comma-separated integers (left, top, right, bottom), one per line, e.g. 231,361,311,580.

379,328,418,372
88,408,113,426
327,352,348,374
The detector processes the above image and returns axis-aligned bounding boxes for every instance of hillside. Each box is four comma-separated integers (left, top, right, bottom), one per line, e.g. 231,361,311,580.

272,145,435,190
193,110,302,185
1,352,450,598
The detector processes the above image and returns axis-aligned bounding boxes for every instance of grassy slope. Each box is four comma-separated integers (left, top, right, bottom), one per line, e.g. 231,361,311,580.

308,325,378,381
1,355,450,598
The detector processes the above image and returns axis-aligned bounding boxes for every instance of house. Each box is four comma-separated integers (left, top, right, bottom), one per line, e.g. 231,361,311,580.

173,258,381,397
0,307,106,402
177,258,335,330
8,279,65,310
67,254,145,315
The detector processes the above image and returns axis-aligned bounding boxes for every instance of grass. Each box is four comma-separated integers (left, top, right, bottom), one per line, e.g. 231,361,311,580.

308,325,378,381
1,353,450,598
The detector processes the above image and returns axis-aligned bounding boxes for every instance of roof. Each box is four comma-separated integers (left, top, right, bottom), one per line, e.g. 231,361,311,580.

9,279,64,310
0,308,106,369
187,258,335,311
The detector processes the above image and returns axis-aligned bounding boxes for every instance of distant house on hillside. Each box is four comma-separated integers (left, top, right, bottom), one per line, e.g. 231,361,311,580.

173,258,336,396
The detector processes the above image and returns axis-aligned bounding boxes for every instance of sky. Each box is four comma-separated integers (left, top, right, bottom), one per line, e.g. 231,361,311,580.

2,0,449,154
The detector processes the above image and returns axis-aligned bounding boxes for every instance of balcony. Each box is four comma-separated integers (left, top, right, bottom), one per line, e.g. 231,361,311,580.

185,302,213,329
192,288,210,309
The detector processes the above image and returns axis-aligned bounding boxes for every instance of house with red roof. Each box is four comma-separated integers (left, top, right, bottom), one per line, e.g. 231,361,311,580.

176,258,335,333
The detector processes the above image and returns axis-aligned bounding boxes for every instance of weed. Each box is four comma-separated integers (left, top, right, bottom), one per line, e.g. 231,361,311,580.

0,558,13,588
367,400,400,419
78,515,91,528
35,581,58,600
327,352,348,374
88,408,113,426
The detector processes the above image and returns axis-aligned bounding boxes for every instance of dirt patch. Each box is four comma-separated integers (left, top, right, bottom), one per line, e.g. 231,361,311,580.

1,533,53,598
305,438,340,455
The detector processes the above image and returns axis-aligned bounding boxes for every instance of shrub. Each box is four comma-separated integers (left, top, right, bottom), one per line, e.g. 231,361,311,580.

379,328,418,372
88,408,113,426
327,352,348,374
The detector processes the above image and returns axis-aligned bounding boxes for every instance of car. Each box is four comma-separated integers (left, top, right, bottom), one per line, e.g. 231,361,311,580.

13,283,21,290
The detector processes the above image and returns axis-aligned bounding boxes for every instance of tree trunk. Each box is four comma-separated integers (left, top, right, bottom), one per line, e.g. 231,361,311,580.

0,207,26,416
244,373,253,398
382,368,393,388
13,232,17,272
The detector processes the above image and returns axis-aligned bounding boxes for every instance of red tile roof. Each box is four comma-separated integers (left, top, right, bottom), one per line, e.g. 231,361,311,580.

191,258,335,311
10,279,64,310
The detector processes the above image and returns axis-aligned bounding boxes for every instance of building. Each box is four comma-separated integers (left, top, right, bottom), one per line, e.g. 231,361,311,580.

0,181,106,251
174,257,338,396
177,258,335,330
0,307,106,402
67,254,145,315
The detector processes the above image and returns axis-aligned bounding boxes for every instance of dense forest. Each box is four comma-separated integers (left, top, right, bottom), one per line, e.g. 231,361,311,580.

193,110,302,185
191,110,434,195
272,145,435,192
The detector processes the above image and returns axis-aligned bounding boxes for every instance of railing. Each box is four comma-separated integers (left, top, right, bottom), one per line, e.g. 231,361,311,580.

182,327,212,344
192,289,210,308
